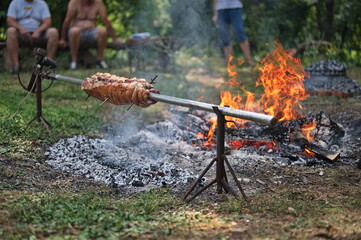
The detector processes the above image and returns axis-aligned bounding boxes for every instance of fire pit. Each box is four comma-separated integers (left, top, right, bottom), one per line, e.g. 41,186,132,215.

24,45,361,203
45,107,360,199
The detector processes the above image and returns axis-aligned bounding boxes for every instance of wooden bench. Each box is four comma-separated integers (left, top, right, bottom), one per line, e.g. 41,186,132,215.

1,36,176,72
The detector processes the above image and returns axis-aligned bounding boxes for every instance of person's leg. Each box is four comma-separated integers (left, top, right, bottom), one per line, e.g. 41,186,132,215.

239,40,253,65
45,27,59,59
223,45,233,60
6,27,20,70
230,8,253,65
96,28,107,60
217,9,232,61
68,27,81,62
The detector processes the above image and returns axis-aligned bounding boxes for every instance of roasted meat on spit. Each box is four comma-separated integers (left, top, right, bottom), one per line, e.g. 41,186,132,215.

81,73,160,107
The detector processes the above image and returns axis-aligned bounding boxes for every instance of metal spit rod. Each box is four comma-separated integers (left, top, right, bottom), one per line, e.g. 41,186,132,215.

148,93,276,126
45,73,277,126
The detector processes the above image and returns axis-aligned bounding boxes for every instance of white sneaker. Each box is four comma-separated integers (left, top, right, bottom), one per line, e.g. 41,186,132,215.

70,61,77,70
96,60,109,69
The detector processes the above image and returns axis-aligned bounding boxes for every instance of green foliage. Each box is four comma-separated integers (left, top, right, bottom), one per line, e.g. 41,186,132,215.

1,0,361,65
243,0,361,66
103,0,141,38
0,0,10,40
246,0,312,51
128,0,172,37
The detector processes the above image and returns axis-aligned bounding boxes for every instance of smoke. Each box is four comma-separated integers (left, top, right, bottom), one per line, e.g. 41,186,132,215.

129,0,217,47
169,0,217,48
105,110,144,144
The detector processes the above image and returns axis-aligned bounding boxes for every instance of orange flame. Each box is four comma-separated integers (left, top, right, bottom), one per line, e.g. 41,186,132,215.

201,41,311,148
256,41,309,121
204,53,258,143
227,56,245,87
301,120,317,142
205,91,243,142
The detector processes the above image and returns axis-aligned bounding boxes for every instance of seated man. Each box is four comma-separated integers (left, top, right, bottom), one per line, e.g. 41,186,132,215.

59,0,122,70
6,0,59,74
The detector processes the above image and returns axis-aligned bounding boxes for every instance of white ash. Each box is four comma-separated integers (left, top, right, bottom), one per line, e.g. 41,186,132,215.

45,135,195,188
45,120,219,189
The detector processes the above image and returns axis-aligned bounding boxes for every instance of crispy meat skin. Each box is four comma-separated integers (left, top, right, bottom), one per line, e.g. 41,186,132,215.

81,73,159,107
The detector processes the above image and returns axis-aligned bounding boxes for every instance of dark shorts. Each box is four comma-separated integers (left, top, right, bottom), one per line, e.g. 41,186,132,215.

217,8,248,47
68,28,98,46
18,30,48,47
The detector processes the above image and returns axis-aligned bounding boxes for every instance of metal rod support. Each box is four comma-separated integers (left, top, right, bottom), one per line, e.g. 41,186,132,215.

41,73,277,126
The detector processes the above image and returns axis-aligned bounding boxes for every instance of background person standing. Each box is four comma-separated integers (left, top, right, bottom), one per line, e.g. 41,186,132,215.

213,0,253,65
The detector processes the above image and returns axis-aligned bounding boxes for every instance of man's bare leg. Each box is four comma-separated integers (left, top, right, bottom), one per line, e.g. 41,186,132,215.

46,27,59,59
68,27,81,62
239,40,253,65
223,45,233,62
96,28,107,60
6,27,20,69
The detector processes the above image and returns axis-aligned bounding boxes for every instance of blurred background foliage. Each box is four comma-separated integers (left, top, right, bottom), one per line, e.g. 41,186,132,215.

0,0,361,66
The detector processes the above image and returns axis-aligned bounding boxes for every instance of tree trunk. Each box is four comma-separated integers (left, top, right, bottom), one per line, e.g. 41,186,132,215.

316,0,323,34
325,0,334,41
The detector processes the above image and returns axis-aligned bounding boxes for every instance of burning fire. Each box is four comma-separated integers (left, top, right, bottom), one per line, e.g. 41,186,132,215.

301,120,317,142
201,41,313,148
257,41,310,121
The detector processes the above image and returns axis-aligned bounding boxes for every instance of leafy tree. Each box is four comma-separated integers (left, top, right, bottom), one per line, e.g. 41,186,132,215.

1,0,360,65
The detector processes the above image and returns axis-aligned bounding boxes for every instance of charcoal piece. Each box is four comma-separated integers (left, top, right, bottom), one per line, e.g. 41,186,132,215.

262,123,290,143
296,137,340,163
313,111,345,146
132,180,145,187
305,142,340,163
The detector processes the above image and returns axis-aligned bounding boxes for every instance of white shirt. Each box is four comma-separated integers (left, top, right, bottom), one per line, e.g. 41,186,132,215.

7,0,51,32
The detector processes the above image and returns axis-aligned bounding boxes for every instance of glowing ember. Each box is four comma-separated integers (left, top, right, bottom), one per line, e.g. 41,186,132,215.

304,148,316,157
257,41,309,121
301,120,317,142
228,140,278,150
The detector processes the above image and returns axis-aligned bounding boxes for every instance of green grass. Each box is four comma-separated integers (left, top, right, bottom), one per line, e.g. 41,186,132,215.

1,190,184,239
0,72,103,159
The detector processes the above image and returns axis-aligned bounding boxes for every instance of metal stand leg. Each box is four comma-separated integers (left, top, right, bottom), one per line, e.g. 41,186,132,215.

27,73,50,131
182,106,247,202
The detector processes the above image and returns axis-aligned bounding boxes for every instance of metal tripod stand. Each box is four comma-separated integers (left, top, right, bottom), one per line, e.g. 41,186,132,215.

182,106,247,202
